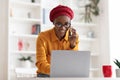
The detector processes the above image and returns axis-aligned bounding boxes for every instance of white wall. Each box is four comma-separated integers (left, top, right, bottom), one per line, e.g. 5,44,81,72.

0,0,8,80
99,0,110,63
96,0,110,77
109,0,120,78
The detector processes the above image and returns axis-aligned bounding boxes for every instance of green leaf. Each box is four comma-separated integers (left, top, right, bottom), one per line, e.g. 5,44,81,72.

18,56,33,63
114,59,120,68
96,0,100,5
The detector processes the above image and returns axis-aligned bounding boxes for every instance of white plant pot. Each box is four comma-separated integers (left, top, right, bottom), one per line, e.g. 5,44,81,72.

116,69,120,77
21,61,32,68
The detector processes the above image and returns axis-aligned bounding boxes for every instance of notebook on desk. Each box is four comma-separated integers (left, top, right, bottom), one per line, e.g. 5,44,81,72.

50,50,90,78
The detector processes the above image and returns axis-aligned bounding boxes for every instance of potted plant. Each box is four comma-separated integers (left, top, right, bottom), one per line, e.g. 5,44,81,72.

84,0,100,22
19,55,33,68
31,0,35,3
113,59,120,77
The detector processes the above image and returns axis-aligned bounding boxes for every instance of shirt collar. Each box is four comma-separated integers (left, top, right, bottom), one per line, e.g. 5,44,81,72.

64,28,69,41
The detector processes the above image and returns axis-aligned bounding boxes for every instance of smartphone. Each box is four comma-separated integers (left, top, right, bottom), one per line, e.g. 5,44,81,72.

69,27,73,36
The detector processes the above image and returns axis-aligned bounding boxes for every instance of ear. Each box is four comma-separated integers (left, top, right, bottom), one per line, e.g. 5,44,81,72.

53,18,57,25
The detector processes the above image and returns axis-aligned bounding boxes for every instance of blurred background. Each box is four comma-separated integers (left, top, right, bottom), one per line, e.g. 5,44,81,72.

0,0,120,79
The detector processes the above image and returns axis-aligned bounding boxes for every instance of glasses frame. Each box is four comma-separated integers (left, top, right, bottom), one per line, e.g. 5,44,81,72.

54,22,71,28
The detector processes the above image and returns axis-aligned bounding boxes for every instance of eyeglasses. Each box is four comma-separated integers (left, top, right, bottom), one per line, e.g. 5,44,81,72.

55,22,71,28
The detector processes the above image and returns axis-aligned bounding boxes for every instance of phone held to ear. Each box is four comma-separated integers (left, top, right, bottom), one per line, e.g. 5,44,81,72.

69,27,73,36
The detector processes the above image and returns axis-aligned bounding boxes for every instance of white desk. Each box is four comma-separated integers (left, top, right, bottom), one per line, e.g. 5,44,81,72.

16,78,119,80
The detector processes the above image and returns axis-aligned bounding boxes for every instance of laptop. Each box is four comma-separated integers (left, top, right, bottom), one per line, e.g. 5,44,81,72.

50,50,90,78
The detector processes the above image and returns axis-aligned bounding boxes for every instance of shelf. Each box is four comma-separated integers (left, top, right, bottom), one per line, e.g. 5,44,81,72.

15,67,37,74
15,67,36,77
72,22,96,27
10,1,41,7
10,17,41,23
42,22,96,27
77,51,99,56
71,7,85,10
10,33,96,42
91,53,99,56
10,34,38,38
13,51,36,54
80,37,96,41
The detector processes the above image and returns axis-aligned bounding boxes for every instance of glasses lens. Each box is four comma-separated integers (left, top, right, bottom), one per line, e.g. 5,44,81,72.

56,23,62,27
55,23,71,28
64,23,71,27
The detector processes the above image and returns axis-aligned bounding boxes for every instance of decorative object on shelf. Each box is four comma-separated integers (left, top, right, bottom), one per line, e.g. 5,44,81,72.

18,39,23,51
90,0,100,16
19,55,33,68
85,4,92,23
31,24,40,35
31,0,35,3
87,30,95,38
27,12,31,18
84,0,100,22
113,59,120,77
24,40,30,50
102,65,112,77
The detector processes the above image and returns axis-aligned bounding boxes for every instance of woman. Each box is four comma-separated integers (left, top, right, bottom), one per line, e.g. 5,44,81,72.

36,5,79,77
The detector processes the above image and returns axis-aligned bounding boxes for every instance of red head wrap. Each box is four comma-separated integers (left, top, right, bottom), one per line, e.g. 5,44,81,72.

49,5,74,22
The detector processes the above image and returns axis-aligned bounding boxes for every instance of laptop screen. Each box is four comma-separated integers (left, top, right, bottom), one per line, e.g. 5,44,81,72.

50,50,90,77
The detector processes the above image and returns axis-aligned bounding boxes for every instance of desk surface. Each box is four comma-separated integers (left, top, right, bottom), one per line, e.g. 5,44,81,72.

16,77,120,80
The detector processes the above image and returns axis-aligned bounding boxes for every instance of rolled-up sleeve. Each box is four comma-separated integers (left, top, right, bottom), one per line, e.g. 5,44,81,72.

36,35,50,75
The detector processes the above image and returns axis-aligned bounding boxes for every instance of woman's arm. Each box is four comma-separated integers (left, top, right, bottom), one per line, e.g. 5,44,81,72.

36,35,50,75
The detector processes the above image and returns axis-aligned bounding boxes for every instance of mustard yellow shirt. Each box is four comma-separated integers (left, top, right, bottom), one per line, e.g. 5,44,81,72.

36,27,79,75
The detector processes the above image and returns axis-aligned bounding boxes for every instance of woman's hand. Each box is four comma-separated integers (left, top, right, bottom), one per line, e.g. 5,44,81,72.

68,27,78,49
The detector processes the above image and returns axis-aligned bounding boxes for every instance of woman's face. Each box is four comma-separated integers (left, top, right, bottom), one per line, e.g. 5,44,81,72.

53,15,71,40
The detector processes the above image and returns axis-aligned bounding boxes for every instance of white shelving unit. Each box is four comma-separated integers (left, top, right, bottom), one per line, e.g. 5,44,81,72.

15,67,37,77
8,0,41,79
12,51,36,54
11,1,41,6
10,17,41,22
10,34,38,38
72,22,96,27
7,0,109,79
